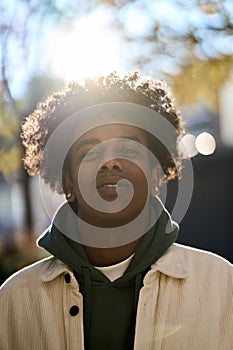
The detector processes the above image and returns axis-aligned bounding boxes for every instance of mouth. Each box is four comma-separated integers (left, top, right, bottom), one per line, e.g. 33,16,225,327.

99,183,118,189
97,182,130,190
96,176,130,190
80,179,130,205
94,177,131,200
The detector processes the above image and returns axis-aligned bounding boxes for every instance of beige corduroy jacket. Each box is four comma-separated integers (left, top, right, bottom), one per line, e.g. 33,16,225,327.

0,243,232,350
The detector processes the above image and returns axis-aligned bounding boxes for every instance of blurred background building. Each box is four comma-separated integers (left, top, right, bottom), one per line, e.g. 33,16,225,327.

0,0,233,283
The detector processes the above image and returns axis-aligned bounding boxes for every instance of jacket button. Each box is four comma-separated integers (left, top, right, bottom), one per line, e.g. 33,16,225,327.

69,305,79,316
64,273,71,283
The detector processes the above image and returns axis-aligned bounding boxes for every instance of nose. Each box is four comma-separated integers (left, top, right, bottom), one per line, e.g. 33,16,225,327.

99,159,123,172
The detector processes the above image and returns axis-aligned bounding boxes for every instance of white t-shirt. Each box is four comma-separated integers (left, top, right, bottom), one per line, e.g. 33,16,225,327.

95,254,135,282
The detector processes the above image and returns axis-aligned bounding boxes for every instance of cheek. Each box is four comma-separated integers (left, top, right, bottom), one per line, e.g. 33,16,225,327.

71,161,97,195
126,164,150,201
125,165,149,214
125,159,151,184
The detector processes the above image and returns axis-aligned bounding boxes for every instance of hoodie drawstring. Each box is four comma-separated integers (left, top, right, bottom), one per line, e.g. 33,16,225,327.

82,266,92,347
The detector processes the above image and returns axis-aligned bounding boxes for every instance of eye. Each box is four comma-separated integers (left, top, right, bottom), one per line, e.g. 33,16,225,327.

120,147,139,157
81,149,101,160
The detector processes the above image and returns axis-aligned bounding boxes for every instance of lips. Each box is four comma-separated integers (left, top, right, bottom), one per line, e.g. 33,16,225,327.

96,176,129,190
99,183,117,189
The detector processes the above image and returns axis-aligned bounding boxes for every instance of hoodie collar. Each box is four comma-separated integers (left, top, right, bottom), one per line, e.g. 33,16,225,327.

39,243,188,284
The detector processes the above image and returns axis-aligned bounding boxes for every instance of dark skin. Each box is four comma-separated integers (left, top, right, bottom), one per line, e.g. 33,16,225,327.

63,124,159,267
83,240,142,267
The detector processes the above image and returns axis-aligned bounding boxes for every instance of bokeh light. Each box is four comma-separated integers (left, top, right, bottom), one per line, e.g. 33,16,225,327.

179,133,198,158
195,132,216,155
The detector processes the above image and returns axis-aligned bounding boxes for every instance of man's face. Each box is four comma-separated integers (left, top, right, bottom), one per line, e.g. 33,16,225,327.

66,123,155,228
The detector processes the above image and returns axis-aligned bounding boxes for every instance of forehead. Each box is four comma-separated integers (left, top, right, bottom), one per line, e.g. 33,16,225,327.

73,123,148,146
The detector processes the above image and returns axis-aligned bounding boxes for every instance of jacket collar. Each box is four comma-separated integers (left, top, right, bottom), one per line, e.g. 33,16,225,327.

40,243,189,284
148,243,189,279
40,257,72,282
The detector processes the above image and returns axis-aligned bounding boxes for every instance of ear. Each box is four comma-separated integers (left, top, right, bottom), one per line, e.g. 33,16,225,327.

151,165,160,197
62,170,76,202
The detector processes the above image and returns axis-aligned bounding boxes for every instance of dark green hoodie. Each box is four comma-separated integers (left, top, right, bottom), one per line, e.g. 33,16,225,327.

38,197,178,350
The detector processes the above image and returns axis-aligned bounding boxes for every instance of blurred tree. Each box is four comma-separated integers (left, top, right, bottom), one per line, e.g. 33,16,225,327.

170,55,233,109
0,0,233,235
110,0,233,109
1,0,233,113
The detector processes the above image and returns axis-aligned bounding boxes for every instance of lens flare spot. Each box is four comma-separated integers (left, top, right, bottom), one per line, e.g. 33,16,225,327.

179,134,198,158
195,132,216,155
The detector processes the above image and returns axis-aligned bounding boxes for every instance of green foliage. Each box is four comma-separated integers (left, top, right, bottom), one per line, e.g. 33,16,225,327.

170,56,233,111
0,105,21,179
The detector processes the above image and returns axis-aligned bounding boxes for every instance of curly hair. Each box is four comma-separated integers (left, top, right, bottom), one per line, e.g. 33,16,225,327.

21,71,185,193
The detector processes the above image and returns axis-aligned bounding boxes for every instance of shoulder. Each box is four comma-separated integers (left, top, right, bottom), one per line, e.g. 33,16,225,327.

173,243,232,267
0,256,68,296
171,243,232,281
148,243,233,309
151,243,232,284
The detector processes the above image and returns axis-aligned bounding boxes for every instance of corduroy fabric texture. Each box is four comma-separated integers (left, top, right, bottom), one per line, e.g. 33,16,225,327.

1,244,232,350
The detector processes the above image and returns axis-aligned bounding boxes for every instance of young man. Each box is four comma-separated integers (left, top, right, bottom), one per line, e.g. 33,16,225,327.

0,72,232,349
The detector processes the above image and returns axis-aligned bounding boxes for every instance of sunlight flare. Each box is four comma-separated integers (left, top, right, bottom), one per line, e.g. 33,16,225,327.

46,14,124,82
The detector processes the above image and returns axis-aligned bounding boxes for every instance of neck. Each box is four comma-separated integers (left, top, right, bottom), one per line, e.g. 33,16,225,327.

77,204,150,266
83,238,141,267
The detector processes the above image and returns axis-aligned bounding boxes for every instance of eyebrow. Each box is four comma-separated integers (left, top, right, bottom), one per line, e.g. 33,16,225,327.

75,135,143,149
